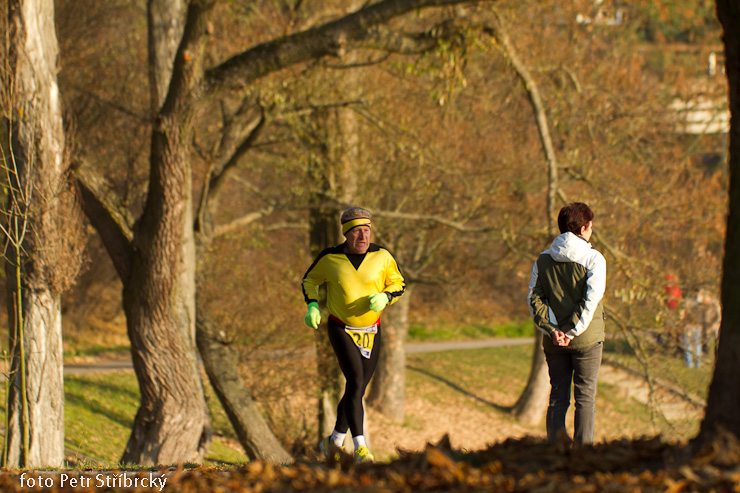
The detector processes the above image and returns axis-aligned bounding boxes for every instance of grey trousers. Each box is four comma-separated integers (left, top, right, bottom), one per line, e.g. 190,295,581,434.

545,341,603,444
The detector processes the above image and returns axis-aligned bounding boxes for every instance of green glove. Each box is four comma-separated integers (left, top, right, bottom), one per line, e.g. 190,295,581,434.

304,302,321,329
369,292,390,312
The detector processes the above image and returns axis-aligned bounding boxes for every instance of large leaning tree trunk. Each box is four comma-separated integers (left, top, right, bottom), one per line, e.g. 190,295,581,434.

2,0,83,468
696,0,740,446
195,306,292,463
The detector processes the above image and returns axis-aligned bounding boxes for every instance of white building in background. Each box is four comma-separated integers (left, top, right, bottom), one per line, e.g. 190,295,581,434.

576,0,625,26
575,1,727,136
669,97,729,135
671,51,729,136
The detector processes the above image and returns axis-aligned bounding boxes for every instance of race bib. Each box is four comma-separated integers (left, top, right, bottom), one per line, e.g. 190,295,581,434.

344,324,378,359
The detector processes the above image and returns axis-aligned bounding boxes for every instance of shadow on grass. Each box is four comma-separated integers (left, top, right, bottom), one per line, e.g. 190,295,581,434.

65,378,138,429
407,365,511,413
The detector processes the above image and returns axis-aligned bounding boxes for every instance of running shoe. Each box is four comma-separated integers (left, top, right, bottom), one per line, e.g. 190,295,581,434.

319,436,343,462
354,445,374,463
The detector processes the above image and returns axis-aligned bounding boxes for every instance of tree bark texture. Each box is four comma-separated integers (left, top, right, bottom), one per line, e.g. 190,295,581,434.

195,306,292,464
368,285,413,422
120,2,215,465
147,0,186,113
4,0,82,468
698,0,740,443
120,113,210,464
5,289,64,468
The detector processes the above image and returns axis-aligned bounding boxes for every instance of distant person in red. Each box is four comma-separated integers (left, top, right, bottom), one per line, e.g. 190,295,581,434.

661,274,682,347
664,274,682,310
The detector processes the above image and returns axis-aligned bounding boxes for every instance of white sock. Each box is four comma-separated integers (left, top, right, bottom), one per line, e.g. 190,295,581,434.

330,430,347,447
352,435,367,449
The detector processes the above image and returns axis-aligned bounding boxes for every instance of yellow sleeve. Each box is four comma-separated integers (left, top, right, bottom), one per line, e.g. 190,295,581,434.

302,253,327,304
384,253,406,305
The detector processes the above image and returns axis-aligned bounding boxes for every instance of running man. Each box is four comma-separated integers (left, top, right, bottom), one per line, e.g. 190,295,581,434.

302,207,405,463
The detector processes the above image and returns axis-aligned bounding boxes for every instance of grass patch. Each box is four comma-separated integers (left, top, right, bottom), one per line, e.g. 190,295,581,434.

63,372,246,467
64,373,139,463
408,319,531,342
63,345,131,359
407,344,531,401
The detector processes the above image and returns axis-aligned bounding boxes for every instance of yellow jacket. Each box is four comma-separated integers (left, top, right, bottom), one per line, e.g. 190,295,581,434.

302,243,406,327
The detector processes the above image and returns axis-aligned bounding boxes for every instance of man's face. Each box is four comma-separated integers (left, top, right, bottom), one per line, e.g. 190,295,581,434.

345,226,371,254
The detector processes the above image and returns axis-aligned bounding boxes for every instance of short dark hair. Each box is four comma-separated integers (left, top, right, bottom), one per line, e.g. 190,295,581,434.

557,202,594,235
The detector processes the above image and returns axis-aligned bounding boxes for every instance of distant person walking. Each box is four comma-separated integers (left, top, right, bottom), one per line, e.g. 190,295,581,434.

682,289,722,368
527,202,607,445
302,207,405,463
682,291,703,368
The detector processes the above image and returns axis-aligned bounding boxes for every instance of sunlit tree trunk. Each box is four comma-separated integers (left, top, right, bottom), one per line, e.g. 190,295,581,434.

3,0,83,468
121,109,209,465
696,0,740,444
368,285,413,422
120,0,212,465
195,306,292,463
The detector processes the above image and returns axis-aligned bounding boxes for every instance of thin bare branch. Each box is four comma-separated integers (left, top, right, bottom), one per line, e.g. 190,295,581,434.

212,206,277,239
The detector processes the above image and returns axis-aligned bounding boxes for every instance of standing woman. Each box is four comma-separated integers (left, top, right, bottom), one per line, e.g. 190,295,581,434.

527,202,607,445
302,207,406,462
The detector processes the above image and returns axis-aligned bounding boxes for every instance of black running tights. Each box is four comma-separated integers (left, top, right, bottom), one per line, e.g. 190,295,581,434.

327,317,382,437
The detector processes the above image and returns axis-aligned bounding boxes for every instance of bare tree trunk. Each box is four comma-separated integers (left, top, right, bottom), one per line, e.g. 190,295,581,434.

147,0,186,113
5,289,65,468
511,331,549,425
367,285,413,422
2,0,83,468
195,306,292,464
696,0,740,445
120,1,214,465
121,125,210,463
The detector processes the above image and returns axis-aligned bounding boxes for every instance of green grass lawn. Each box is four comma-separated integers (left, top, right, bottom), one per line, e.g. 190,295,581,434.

64,373,246,467
407,319,532,341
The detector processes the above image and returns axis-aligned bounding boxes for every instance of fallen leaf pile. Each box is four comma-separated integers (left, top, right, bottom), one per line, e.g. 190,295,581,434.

2,432,739,492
